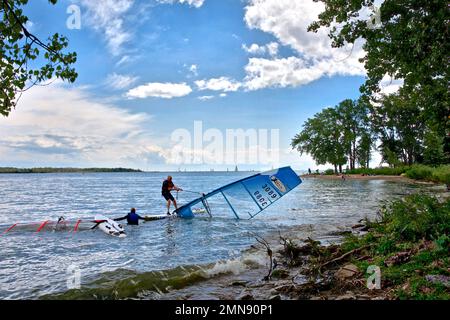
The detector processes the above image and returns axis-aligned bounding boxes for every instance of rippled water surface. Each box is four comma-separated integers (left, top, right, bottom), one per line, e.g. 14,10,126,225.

0,172,429,299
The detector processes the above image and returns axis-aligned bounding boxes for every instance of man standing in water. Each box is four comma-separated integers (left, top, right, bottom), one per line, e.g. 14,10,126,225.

162,176,182,215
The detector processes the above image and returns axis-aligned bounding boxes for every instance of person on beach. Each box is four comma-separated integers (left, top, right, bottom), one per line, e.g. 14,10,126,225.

114,208,145,225
162,176,182,215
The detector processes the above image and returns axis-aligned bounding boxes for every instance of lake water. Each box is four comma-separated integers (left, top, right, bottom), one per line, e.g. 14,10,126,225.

0,172,430,299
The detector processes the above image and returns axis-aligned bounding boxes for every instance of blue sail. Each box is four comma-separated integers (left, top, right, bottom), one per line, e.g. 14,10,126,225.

176,167,302,219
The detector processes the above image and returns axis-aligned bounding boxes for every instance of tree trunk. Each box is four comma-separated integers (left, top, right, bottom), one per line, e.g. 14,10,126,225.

351,139,357,170
407,150,414,166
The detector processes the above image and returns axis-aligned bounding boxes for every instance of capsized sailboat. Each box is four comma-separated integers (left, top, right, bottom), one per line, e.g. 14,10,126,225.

174,166,302,219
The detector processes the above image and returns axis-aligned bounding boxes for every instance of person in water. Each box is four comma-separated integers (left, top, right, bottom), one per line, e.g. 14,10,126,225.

114,208,145,225
162,176,182,215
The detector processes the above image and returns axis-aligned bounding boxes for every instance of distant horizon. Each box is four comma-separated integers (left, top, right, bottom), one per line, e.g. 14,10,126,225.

0,166,311,174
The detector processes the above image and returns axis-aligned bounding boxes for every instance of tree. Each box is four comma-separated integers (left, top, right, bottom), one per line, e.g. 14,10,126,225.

336,98,373,170
423,129,447,166
1,0,77,116
309,0,449,137
371,92,425,166
357,131,373,168
292,98,375,172
292,107,347,174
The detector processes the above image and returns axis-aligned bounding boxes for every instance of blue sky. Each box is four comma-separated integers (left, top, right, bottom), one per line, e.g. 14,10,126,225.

0,0,380,171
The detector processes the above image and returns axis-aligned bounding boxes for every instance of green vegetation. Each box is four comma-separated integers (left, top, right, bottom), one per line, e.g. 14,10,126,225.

0,167,142,174
309,0,449,137
317,164,450,185
1,0,77,116
292,99,373,174
293,1,449,171
341,194,449,299
274,193,448,300
344,166,409,176
405,165,450,185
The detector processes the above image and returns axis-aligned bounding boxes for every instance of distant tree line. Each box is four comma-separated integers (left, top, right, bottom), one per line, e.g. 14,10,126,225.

0,167,142,174
292,0,449,173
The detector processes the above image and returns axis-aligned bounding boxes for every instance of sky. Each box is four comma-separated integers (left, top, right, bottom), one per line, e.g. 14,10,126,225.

0,0,396,171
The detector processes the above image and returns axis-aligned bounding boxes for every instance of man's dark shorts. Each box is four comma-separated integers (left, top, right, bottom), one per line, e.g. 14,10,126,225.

162,192,175,201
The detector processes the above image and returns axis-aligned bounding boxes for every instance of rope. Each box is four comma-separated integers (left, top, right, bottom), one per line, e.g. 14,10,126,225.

182,190,204,195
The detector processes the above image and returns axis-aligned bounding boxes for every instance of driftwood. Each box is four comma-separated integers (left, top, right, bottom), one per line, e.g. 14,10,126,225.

254,235,274,281
320,245,372,270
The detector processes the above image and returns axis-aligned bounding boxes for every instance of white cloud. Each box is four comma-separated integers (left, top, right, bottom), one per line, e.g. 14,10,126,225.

242,43,266,55
266,42,279,56
243,0,366,90
379,75,404,95
242,42,279,56
126,82,193,99
115,55,133,67
244,57,319,90
195,77,242,92
244,55,364,91
219,93,227,98
171,1,368,94
198,95,214,101
106,73,139,90
158,0,205,8
0,82,169,168
78,0,134,56
244,0,330,59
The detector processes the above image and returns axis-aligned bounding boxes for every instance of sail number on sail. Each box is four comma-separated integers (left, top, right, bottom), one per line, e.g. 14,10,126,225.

253,183,279,208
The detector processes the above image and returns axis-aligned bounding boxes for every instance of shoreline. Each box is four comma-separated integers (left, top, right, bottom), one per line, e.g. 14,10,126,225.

156,224,359,300
301,174,434,184
302,173,409,181
158,194,449,301
156,223,387,300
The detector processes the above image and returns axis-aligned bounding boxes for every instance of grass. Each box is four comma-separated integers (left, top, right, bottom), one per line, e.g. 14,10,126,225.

345,166,410,176
405,165,450,185
342,164,450,185
338,194,450,300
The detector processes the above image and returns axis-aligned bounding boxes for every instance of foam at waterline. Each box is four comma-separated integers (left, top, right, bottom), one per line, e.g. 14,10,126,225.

201,249,269,278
